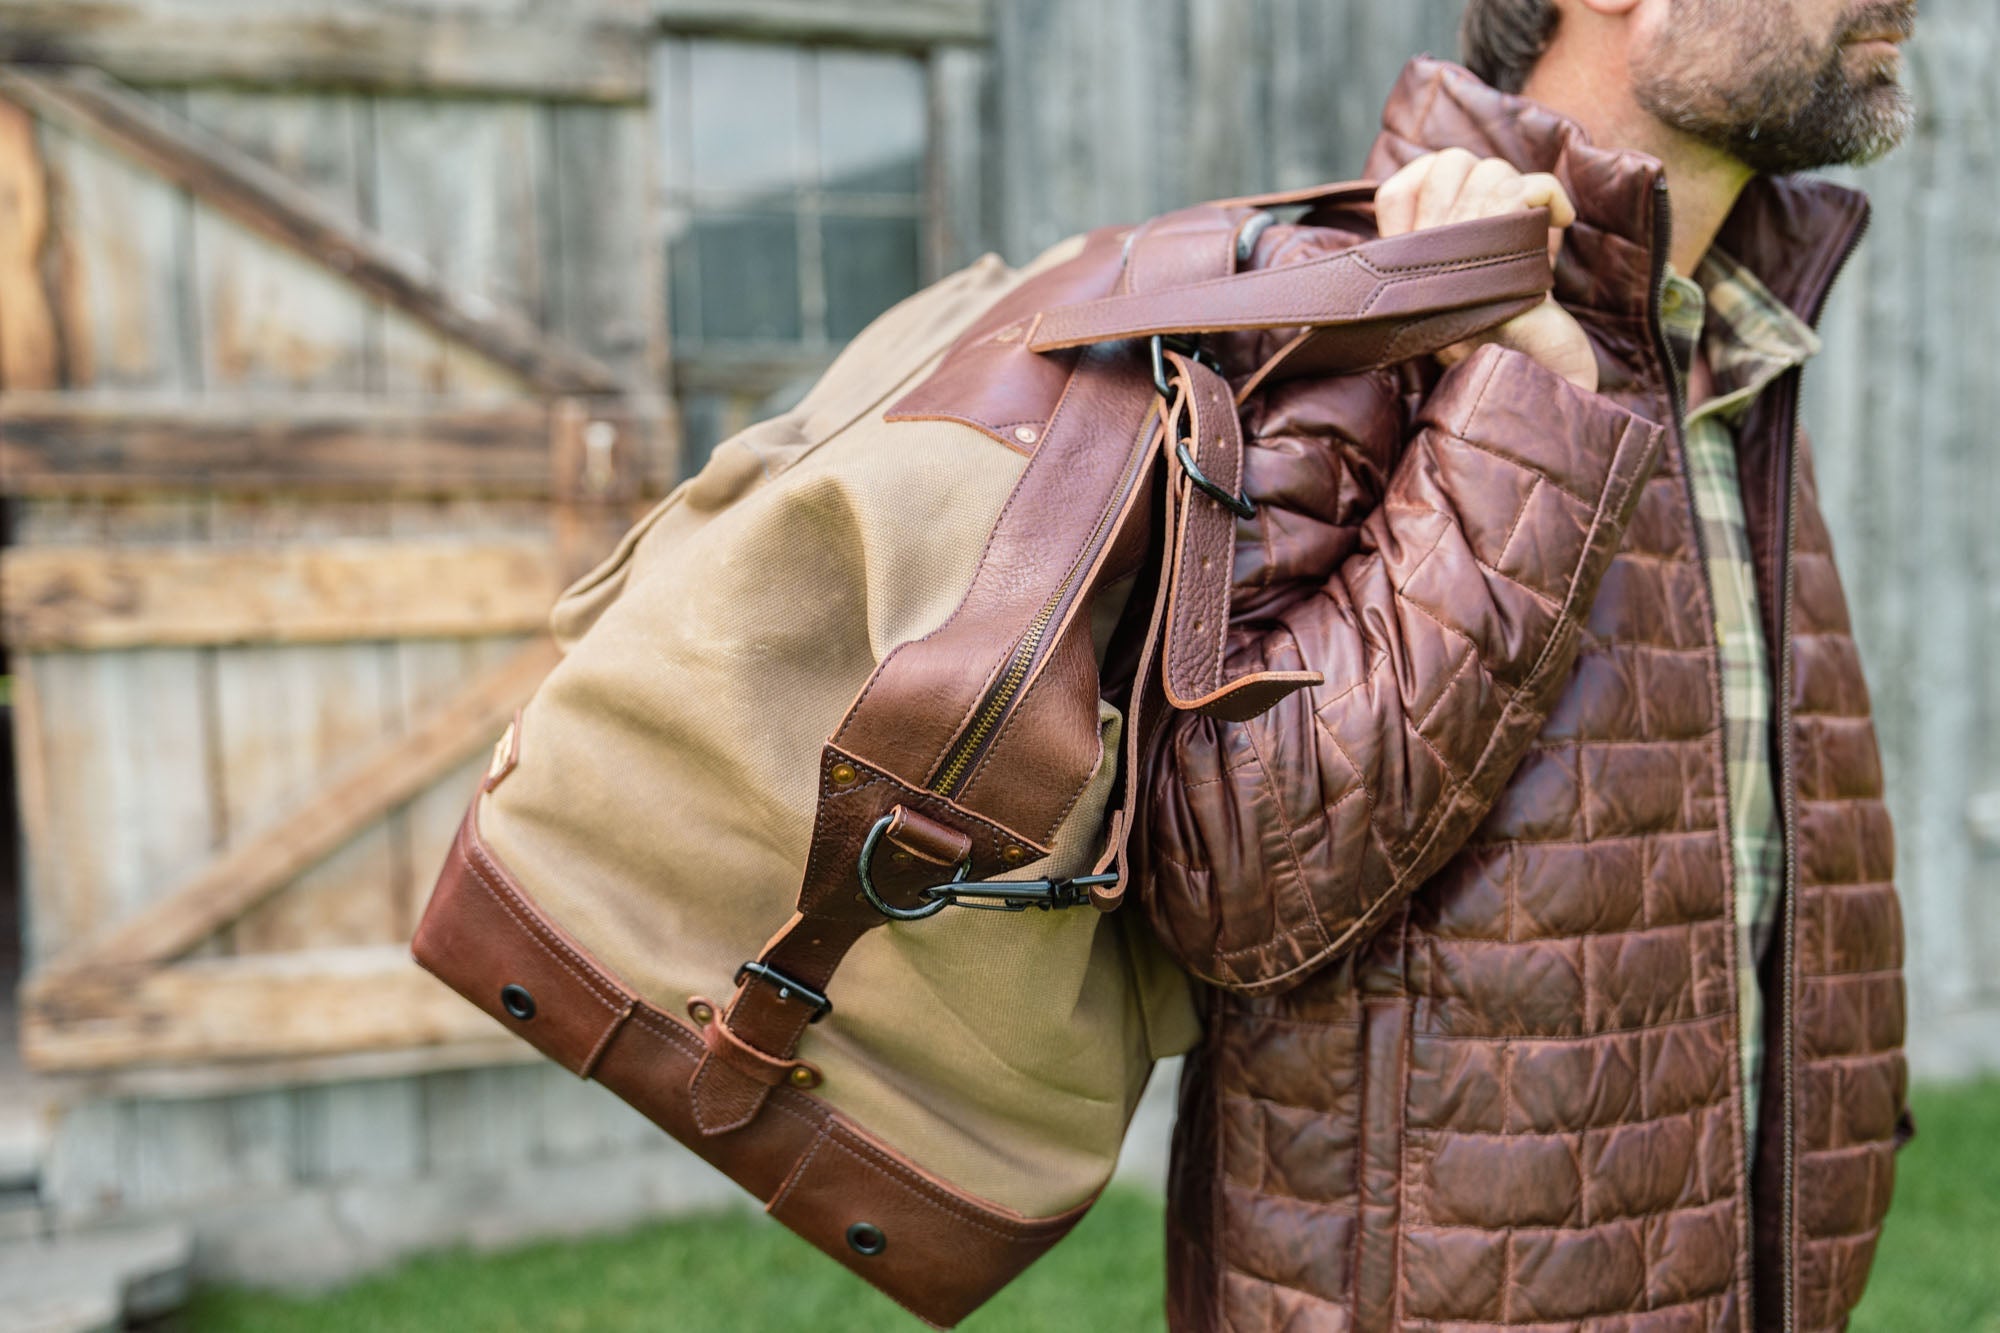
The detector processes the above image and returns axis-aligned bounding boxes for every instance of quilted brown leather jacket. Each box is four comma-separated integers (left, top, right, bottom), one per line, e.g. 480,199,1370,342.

1140,59,1909,1332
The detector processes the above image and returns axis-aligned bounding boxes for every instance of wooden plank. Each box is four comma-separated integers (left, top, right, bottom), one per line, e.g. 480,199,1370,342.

10,503,225,971
2,539,562,650
181,89,377,395
929,45,995,274
179,91,410,964
0,66,628,395
22,947,509,1071
0,1,650,103
33,112,195,391
654,0,989,46
0,394,594,496
370,95,549,398
36,636,556,976
0,96,59,387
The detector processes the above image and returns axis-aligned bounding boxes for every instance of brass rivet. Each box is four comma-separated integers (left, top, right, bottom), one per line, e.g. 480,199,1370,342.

1014,425,1038,445
830,762,859,787
1001,845,1026,865
892,850,912,865
690,1002,715,1026
789,1066,817,1088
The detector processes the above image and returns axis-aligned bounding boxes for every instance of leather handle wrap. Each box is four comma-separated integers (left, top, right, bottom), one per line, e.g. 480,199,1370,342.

1028,207,1552,352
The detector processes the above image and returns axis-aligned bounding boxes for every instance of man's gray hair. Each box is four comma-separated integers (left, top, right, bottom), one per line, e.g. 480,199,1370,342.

1460,0,1560,93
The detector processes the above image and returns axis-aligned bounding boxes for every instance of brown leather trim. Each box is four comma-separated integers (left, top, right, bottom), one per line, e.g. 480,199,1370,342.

882,224,1131,453
413,802,1091,1330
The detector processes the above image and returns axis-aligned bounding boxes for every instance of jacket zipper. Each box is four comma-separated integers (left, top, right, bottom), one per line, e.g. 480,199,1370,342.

1775,204,1870,1333
1646,176,1764,1329
929,398,1163,797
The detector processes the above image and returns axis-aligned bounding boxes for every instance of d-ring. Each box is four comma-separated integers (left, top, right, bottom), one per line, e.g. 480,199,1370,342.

857,814,970,921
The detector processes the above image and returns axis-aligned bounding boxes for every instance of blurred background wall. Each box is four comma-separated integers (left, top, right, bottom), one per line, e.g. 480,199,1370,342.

0,0,1990,1288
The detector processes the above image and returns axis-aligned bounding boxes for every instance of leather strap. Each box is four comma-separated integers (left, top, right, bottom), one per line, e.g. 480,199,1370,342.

1029,207,1552,354
1159,351,1321,720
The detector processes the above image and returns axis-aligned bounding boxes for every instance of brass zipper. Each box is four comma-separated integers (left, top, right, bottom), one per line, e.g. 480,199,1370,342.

929,399,1162,798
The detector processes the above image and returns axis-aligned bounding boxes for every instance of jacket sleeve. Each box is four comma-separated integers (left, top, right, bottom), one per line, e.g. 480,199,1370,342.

1140,340,1667,995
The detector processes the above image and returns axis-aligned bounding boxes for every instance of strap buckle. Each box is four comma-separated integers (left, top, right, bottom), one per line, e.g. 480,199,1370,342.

733,961,832,1023
1153,336,1256,520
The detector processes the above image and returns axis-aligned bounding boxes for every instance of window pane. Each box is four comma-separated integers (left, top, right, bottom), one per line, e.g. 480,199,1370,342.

689,41,805,199
677,212,802,344
822,214,921,342
817,50,926,197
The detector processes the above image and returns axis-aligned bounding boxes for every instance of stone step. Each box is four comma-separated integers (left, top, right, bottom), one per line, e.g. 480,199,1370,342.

0,1225,192,1333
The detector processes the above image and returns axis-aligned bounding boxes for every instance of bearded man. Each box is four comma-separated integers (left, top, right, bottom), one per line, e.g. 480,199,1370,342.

1140,2,1918,1329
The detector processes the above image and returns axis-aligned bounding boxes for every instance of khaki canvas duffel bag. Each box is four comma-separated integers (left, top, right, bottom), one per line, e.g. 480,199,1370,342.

413,182,1554,1327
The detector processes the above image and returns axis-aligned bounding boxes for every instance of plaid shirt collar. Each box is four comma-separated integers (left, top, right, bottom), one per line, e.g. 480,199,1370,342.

1660,248,1823,423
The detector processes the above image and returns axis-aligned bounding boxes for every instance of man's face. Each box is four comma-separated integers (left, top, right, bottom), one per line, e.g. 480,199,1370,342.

1631,0,1917,174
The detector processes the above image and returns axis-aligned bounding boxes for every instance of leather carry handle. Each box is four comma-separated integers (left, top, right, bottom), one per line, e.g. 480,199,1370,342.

1028,206,1553,352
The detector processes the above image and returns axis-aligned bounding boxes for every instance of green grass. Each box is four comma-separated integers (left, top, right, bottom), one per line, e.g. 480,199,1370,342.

189,1082,1998,1332
1850,1080,2000,1333
185,1187,1163,1332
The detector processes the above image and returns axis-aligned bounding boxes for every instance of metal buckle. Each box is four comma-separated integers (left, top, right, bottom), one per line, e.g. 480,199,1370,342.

733,960,832,1023
856,814,1108,919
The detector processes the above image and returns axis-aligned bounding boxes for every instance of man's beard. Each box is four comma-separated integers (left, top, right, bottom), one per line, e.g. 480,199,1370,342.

1634,0,1917,175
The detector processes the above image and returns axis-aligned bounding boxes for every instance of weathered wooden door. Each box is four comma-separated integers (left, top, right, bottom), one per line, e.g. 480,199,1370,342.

0,62,671,1081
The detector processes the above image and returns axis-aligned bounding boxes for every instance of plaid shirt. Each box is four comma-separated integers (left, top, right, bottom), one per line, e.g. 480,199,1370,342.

1659,254,1821,1159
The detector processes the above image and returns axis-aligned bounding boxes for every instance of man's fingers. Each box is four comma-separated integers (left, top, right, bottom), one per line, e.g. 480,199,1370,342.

1412,148,1480,229
1448,158,1524,224
1375,157,1428,237
1514,172,1577,229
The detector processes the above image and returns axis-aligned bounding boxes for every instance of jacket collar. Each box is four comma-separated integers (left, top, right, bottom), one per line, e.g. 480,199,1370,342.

1364,58,1870,330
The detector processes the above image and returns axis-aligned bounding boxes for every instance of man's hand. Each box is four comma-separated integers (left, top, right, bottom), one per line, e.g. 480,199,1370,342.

1376,149,1599,393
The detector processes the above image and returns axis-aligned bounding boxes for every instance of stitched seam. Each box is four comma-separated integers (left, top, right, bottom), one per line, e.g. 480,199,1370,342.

823,1134,1072,1241
579,1001,634,1079
1242,716,1331,952
464,841,624,1014
768,1123,828,1215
